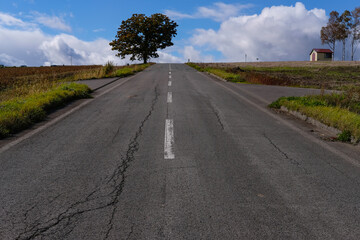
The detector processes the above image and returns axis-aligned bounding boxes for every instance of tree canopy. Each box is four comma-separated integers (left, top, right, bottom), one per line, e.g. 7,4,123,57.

109,14,178,64
321,8,360,61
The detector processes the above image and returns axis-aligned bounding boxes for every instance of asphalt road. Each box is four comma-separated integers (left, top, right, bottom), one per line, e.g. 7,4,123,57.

0,64,360,239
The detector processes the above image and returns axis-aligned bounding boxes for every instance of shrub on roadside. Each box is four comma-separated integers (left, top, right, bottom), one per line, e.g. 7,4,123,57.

103,61,115,75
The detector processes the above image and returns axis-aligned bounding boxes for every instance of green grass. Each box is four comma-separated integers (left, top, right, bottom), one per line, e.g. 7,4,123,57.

186,63,246,82
269,93,360,142
206,68,246,82
0,83,91,138
114,63,152,78
186,62,205,72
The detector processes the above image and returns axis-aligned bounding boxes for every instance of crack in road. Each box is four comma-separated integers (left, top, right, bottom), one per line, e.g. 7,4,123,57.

209,102,225,131
263,134,309,174
13,86,160,240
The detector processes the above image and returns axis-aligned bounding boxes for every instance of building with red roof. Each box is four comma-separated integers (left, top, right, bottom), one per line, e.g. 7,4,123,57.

310,49,333,61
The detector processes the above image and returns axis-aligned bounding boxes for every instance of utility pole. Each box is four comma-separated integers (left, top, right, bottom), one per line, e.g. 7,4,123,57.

245,53,247,63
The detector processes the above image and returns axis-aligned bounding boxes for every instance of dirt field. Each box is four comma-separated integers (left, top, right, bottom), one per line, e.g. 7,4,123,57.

194,61,360,89
200,61,360,68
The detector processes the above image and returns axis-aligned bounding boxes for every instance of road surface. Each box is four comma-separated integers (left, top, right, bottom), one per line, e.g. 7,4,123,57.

0,64,359,239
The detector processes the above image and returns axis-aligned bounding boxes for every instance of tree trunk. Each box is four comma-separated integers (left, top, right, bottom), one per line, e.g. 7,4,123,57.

342,39,346,61
351,37,355,61
332,42,335,61
143,52,148,64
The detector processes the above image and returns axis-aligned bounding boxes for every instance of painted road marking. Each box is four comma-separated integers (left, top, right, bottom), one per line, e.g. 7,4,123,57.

169,72,171,75
164,119,175,159
169,75,172,79
168,81,172,87
167,92,172,103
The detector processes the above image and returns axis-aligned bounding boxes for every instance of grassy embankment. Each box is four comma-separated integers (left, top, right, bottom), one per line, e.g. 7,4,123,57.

187,62,360,142
0,63,152,138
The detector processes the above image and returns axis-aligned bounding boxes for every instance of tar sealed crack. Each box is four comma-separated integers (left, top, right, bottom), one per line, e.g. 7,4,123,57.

13,86,160,240
208,101,225,130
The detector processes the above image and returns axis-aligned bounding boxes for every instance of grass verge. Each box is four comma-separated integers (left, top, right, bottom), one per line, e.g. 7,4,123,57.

269,92,360,142
114,63,152,78
186,63,246,82
0,83,91,138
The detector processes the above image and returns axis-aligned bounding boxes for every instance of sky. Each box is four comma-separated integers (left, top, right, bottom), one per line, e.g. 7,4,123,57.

0,0,359,66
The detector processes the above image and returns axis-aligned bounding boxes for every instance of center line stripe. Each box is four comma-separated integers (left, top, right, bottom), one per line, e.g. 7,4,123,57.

164,119,175,159
168,81,172,87
169,75,172,79
167,92,172,103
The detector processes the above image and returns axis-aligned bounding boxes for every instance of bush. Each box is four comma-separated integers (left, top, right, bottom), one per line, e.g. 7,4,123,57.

103,61,115,75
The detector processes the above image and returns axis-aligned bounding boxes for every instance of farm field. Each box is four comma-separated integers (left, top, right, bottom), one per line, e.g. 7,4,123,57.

192,61,360,90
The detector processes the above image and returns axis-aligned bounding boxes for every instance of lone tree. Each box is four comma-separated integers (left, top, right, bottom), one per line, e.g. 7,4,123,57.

110,14,178,64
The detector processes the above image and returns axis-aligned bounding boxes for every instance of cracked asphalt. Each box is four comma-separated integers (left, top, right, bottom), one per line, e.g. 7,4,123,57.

1,64,360,239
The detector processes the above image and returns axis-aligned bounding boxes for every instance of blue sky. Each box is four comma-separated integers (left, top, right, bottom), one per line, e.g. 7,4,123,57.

0,0,359,66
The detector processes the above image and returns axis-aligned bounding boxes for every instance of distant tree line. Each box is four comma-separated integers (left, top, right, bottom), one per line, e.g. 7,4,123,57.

321,7,360,61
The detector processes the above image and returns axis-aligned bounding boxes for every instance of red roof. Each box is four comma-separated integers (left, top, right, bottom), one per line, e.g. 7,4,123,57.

310,49,333,55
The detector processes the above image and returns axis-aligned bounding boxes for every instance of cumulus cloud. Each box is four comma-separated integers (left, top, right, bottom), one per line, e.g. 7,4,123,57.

39,34,126,65
165,2,252,22
0,53,26,66
31,11,72,32
155,50,183,63
181,46,214,62
0,12,133,66
191,2,328,61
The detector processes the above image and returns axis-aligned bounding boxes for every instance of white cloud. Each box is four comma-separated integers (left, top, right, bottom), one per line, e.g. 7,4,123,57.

0,12,35,29
31,11,72,32
0,12,130,66
0,53,26,66
181,46,214,62
165,2,252,22
93,28,105,33
39,34,126,65
191,2,328,61
155,51,183,63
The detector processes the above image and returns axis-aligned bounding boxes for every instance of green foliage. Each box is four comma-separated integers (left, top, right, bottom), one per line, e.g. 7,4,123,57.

186,62,205,72
186,63,246,82
104,61,115,75
115,67,134,77
206,68,246,82
338,130,352,142
0,83,91,138
114,63,152,77
110,14,178,64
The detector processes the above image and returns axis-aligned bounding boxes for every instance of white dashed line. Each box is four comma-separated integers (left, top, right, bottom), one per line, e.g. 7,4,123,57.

169,75,172,79
164,119,175,159
168,81,172,87
167,92,172,103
